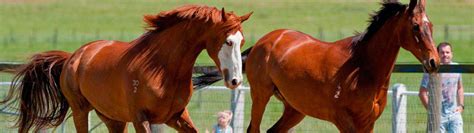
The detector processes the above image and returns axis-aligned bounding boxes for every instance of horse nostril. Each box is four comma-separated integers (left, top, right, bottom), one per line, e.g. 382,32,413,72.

231,79,238,86
429,59,436,68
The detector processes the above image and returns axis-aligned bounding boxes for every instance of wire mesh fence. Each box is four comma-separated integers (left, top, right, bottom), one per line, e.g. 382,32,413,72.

1,72,473,132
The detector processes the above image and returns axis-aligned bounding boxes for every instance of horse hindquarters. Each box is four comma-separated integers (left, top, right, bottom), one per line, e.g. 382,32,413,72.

245,44,276,133
0,51,71,132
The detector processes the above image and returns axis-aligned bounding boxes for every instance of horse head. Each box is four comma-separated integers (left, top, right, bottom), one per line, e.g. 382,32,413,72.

399,0,439,73
204,8,252,89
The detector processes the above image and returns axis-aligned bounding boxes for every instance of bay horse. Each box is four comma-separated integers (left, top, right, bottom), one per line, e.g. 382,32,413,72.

245,0,438,132
0,5,252,132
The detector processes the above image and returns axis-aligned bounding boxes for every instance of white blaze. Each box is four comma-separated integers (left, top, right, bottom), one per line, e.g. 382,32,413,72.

422,14,434,45
218,31,244,87
422,14,430,23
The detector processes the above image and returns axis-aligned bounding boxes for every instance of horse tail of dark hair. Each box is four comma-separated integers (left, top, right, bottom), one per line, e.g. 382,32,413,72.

241,46,253,72
192,46,254,90
0,51,71,132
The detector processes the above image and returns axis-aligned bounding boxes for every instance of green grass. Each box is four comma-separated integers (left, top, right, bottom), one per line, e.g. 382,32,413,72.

0,0,474,132
0,0,473,63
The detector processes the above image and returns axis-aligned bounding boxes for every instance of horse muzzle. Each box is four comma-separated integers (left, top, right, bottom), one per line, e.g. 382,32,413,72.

222,69,242,89
423,58,439,73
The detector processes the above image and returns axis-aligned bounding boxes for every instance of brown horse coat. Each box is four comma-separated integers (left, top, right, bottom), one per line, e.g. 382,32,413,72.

246,1,439,132
1,5,252,133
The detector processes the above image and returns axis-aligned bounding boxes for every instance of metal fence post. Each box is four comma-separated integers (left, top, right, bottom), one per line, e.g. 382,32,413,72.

392,83,407,133
231,86,245,133
88,112,91,131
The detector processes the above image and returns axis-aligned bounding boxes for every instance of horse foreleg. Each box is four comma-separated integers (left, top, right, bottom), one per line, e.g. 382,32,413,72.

132,112,151,133
132,121,151,133
268,103,305,133
165,108,197,133
332,110,356,133
356,122,375,133
353,114,377,133
96,110,128,133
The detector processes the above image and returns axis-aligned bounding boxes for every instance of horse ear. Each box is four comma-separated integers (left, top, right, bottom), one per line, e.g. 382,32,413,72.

240,12,253,23
408,0,418,14
221,8,227,22
419,0,426,12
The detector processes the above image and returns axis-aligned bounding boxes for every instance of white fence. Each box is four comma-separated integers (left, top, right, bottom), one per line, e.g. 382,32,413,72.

390,83,474,133
210,84,474,133
1,82,473,132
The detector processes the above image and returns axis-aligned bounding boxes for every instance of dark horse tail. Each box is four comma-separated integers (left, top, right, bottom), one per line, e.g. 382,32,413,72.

192,46,253,90
0,51,71,132
240,46,253,72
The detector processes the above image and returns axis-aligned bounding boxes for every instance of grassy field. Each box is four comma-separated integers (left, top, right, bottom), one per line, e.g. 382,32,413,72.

0,0,473,63
0,0,473,132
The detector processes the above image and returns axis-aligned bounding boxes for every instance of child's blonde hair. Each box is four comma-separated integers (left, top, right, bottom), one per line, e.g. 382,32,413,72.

217,110,233,122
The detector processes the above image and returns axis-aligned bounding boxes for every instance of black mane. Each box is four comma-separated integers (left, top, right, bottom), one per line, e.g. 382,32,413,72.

353,2,407,45
348,2,407,66
335,2,408,90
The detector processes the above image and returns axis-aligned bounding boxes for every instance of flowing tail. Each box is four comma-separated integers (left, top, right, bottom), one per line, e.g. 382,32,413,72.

0,51,71,132
192,46,253,90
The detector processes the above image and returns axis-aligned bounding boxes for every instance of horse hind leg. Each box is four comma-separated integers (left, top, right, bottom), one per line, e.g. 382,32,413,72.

95,110,128,133
60,59,94,132
165,108,197,133
68,98,92,133
62,85,93,133
71,108,92,133
267,102,305,133
247,76,275,133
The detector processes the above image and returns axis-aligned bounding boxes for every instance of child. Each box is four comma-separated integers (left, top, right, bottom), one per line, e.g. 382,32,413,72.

212,110,233,133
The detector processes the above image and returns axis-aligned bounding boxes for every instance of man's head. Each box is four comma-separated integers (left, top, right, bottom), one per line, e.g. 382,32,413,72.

437,42,453,64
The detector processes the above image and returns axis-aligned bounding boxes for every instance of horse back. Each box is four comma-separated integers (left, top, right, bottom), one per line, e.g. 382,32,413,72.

253,29,352,83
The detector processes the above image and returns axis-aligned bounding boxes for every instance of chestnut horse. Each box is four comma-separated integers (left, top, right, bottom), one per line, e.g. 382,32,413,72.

0,5,252,132
246,0,438,132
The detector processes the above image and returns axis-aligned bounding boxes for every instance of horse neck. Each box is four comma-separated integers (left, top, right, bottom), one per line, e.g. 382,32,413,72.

130,26,207,81
359,20,402,85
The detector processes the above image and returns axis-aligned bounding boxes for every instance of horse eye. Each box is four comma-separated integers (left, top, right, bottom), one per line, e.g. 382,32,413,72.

413,24,420,32
225,41,233,46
